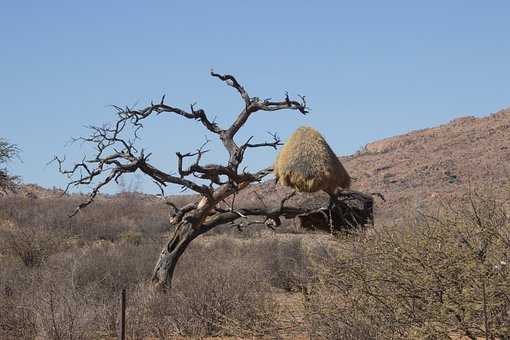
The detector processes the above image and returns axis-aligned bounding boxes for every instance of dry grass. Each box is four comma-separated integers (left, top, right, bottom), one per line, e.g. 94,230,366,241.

0,194,172,243
0,237,286,339
274,126,350,193
0,193,318,338
1,184,509,339
126,242,278,338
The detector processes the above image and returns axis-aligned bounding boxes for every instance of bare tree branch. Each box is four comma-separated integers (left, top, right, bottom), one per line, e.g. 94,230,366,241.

240,132,282,155
210,69,250,105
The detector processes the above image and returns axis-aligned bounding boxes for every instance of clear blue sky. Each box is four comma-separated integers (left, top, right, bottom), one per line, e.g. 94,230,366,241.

1,1,509,193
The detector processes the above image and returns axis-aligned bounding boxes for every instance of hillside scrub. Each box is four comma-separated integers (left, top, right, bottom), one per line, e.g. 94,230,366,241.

1,185,510,338
0,195,317,339
0,237,284,338
306,188,510,339
0,195,170,244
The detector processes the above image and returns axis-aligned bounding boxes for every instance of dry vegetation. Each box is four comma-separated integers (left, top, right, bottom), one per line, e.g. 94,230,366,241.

305,188,510,339
2,107,510,339
1,183,509,339
0,193,316,339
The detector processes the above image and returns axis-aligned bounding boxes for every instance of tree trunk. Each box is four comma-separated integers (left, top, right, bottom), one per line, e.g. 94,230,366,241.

151,221,202,289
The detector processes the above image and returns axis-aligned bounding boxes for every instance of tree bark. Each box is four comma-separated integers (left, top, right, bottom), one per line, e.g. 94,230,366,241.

151,196,228,289
151,221,202,289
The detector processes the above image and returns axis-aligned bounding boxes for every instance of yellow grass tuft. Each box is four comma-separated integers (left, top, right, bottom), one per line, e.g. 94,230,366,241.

274,126,350,194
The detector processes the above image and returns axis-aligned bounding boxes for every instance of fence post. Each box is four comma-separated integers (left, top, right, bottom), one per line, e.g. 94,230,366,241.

119,288,126,340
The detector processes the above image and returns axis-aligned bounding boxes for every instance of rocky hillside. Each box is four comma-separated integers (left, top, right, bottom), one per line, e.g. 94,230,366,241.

346,108,510,222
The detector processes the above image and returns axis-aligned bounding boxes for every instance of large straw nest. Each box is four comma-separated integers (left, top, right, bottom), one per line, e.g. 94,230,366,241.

274,126,350,194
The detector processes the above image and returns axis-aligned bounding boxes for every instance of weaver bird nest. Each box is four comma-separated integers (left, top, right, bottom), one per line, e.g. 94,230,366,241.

274,126,350,194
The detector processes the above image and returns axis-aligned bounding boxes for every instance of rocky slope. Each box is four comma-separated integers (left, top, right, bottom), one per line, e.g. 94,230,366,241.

343,108,510,222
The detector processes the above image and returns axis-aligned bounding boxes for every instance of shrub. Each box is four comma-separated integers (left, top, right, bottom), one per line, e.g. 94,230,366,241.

33,274,93,340
119,229,143,246
124,239,278,338
305,189,510,339
261,237,315,291
0,236,280,338
0,258,37,339
0,220,64,267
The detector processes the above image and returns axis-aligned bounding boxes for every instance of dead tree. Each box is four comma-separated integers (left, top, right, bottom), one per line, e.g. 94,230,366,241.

56,70,368,290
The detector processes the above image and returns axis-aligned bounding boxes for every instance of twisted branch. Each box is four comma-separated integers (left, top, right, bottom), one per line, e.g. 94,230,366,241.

56,70,307,216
